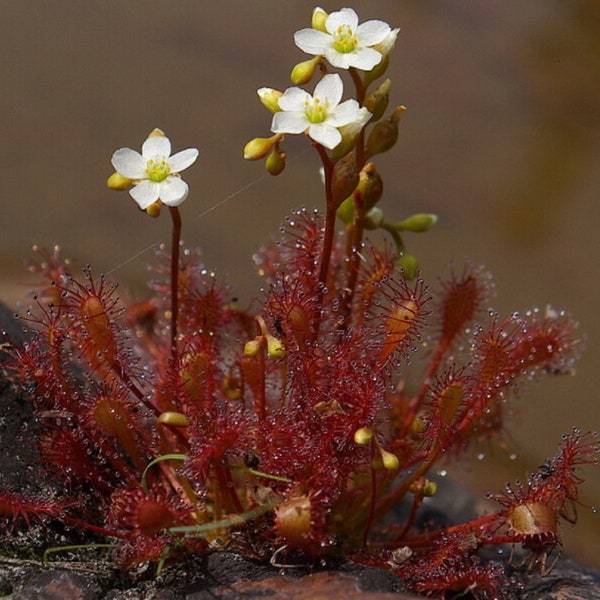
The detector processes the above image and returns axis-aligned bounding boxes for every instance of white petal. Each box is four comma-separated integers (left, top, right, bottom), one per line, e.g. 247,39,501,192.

323,48,355,70
313,74,343,106
294,28,330,55
158,177,189,206
356,20,391,46
142,135,171,159
340,46,383,71
328,99,363,127
168,148,199,173
129,180,160,209
271,111,309,135
278,86,311,111
307,123,341,149
325,8,358,33
111,148,146,179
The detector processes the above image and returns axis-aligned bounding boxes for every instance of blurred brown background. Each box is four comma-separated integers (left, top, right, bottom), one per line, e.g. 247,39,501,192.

1,1,599,567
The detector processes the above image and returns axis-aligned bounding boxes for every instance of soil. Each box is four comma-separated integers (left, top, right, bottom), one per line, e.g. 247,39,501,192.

1,301,599,599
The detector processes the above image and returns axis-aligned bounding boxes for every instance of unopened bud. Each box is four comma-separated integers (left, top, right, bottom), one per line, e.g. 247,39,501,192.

244,338,264,357
107,172,132,191
365,106,406,159
363,79,391,123
157,411,189,427
257,87,283,113
396,213,438,232
244,135,281,161
380,448,400,471
396,252,418,280
353,162,383,212
311,7,328,32
331,152,358,208
290,56,321,85
354,427,374,446
145,201,162,218
266,335,285,358
265,146,286,176
256,315,285,358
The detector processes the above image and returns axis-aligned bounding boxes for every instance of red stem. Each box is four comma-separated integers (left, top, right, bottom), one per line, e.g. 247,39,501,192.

169,206,182,363
315,144,335,295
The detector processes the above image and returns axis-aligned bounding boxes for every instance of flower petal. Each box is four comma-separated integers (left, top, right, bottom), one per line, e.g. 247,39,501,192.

168,148,199,173
313,74,343,107
271,111,309,135
325,8,358,34
356,20,391,46
325,46,382,71
158,176,189,206
307,123,341,149
142,135,171,159
111,148,146,179
293,28,330,55
278,86,311,111
129,180,160,209
328,99,364,127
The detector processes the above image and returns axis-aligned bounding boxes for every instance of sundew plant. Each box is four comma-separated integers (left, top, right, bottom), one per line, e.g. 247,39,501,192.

1,7,598,598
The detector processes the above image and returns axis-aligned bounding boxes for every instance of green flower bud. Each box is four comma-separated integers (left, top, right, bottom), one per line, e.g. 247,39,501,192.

145,201,162,218
311,7,328,32
363,79,391,123
290,56,321,85
266,334,285,358
381,448,400,471
354,427,373,446
265,146,286,176
396,213,438,232
396,252,418,280
107,172,132,191
244,135,281,161
156,411,189,427
256,315,285,358
257,87,283,113
353,162,383,212
365,106,406,159
331,152,358,208
244,338,264,357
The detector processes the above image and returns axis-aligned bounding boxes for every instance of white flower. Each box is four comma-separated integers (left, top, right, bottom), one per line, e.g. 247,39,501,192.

271,74,370,150
294,7,392,71
111,130,199,209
